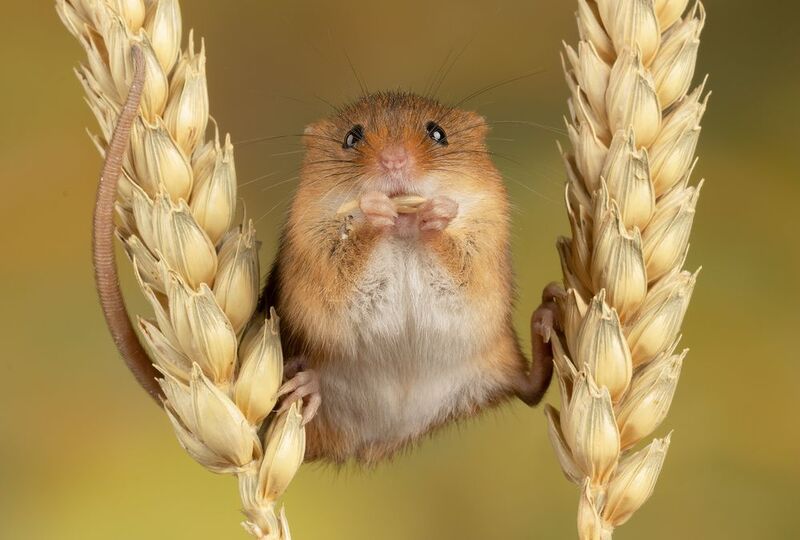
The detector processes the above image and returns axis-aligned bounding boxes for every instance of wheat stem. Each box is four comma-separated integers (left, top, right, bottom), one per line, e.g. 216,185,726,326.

56,1,300,537
547,0,707,537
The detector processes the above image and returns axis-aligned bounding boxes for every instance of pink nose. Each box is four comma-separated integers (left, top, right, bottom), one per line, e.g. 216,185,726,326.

380,146,409,171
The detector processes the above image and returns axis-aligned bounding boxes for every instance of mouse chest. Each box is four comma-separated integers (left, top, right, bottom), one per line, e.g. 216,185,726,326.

348,238,471,347
318,238,495,443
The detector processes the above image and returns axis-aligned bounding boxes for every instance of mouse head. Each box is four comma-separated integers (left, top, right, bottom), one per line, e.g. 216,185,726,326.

300,92,498,200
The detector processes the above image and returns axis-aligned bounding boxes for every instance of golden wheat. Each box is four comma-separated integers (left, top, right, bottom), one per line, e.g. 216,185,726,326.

546,0,706,537
56,1,302,537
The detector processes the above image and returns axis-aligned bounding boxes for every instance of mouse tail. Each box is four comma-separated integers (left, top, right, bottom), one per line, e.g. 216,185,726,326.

92,45,162,403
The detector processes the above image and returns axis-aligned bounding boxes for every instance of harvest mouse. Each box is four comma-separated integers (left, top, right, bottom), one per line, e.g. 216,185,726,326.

93,51,558,466
259,91,559,464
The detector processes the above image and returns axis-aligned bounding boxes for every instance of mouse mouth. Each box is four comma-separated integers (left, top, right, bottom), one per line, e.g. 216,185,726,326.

371,169,429,199
374,176,414,198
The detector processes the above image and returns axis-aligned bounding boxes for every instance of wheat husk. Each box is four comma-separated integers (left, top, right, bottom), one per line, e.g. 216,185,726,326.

57,1,299,537
549,1,707,537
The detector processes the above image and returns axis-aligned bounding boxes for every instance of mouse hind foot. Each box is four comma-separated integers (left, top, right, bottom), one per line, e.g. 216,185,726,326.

277,356,321,425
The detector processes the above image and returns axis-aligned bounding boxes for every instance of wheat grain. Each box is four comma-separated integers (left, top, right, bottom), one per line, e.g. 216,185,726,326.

547,1,707,537
335,194,428,216
56,1,301,537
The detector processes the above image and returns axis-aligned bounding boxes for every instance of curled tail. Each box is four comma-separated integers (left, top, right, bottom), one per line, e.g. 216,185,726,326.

92,46,162,403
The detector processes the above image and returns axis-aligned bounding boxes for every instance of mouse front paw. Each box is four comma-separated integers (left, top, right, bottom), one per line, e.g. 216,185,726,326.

418,196,459,232
359,191,397,230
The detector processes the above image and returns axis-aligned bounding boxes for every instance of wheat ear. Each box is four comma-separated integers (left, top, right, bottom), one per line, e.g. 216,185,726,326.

56,1,301,537
547,1,707,537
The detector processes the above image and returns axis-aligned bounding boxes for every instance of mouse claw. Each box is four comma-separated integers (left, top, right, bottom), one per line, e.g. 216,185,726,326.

532,305,555,343
301,392,321,425
277,365,321,425
532,282,565,343
359,191,397,230
418,196,458,232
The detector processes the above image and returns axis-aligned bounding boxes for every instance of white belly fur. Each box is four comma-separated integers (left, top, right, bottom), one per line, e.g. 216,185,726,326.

318,236,501,447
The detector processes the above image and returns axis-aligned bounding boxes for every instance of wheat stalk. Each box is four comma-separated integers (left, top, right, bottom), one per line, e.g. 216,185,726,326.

546,0,707,537
56,1,302,538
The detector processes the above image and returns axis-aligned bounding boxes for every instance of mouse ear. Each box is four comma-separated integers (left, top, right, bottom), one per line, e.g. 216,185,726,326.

302,124,317,147
302,120,336,148
464,111,490,140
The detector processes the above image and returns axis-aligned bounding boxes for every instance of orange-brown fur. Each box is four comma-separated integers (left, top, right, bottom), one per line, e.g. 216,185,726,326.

261,92,546,465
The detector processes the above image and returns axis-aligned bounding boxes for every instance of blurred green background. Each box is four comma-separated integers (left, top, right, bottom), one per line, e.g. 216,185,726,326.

1,1,798,538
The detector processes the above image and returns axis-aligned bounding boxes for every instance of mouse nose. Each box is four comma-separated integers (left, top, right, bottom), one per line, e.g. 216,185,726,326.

379,145,409,171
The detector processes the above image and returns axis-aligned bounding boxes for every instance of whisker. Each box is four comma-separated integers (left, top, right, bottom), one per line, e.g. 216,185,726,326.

314,94,342,114
239,171,279,188
344,50,369,97
443,121,490,138
269,149,306,157
433,148,524,167
426,164,558,206
260,176,299,192
305,158,357,166
255,194,294,225
233,132,347,148
454,70,546,109
234,133,300,146
424,48,455,98
489,120,567,136
431,38,474,98
290,174,356,228
505,174,559,205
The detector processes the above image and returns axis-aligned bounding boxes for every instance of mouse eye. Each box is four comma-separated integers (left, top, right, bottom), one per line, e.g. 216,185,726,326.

343,125,364,149
426,121,448,145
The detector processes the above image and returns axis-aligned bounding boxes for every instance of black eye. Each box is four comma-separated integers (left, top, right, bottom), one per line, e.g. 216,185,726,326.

426,121,448,145
343,124,364,149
